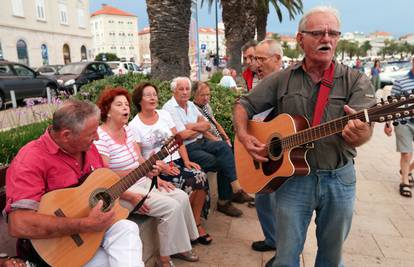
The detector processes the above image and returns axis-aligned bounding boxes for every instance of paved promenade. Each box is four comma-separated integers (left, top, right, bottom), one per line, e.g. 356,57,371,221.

176,123,414,267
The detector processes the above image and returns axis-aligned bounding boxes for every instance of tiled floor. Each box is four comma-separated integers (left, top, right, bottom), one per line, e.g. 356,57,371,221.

175,123,414,267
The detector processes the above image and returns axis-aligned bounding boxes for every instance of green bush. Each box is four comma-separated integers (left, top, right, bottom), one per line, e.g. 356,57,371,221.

0,121,50,165
209,71,223,84
0,74,239,165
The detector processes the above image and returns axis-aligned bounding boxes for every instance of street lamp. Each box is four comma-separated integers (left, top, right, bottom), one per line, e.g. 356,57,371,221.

215,0,219,67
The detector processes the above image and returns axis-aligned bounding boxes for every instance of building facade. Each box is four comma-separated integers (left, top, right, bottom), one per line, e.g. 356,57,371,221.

90,4,139,63
0,0,92,67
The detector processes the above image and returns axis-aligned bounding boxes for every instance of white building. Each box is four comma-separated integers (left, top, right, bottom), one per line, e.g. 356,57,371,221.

138,27,150,64
400,34,414,45
0,0,92,67
90,4,139,63
368,31,394,56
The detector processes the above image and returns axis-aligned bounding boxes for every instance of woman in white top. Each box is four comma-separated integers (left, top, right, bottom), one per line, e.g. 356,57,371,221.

129,82,212,245
94,87,199,267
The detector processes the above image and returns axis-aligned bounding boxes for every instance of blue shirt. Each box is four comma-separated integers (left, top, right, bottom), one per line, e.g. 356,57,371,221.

163,96,204,145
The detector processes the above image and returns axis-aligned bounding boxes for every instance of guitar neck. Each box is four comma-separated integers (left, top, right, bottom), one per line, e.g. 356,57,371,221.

282,110,365,149
105,148,168,200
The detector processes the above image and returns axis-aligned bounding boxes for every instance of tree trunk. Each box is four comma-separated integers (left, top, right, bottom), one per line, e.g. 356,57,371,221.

222,0,257,73
146,0,191,81
256,0,269,41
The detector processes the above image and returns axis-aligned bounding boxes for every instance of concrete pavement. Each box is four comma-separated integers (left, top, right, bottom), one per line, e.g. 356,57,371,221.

175,123,414,267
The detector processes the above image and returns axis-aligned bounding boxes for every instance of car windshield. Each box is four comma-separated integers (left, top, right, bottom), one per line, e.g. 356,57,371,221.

58,64,85,75
108,63,119,69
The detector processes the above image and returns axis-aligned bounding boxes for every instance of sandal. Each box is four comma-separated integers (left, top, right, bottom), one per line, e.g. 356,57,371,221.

399,183,412,198
194,224,213,245
399,170,413,187
171,251,199,262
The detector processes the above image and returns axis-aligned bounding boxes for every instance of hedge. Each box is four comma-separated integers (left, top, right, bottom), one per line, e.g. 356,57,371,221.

0,73,240,165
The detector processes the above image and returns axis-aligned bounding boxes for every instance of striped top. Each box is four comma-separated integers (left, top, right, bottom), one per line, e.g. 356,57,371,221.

391,70,414,95
94,125,140,172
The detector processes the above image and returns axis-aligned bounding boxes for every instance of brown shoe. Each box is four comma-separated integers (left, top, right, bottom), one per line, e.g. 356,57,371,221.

217,201,243,217
232,189,254,203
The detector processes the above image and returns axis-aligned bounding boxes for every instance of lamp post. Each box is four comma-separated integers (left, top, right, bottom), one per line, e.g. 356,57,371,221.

215,0,219,67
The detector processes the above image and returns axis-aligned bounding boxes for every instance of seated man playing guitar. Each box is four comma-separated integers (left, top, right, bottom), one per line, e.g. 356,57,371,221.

4,100,147,267
233,6,376,267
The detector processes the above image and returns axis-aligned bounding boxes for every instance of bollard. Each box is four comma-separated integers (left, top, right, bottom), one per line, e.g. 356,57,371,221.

46,87,51,103
10,90,17,109
73,84,77,95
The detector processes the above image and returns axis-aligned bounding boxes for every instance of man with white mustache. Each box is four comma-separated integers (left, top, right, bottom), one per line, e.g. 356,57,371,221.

233,6,376,267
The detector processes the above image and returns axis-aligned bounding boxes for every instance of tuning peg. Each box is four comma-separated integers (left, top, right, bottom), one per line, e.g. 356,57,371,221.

400,96,407,101
404,111,410,116
393,121,399,126
410,118,414,124
395,113,401,118
400,120,407,125
387,115,393,120
387,96,393,101
379,116,385,122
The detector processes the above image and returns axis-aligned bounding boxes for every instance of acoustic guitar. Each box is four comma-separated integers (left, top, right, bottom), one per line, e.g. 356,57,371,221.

31,136,181,267
234,94,414,193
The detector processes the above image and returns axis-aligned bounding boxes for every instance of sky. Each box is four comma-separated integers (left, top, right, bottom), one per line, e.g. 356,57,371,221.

90,0,413,37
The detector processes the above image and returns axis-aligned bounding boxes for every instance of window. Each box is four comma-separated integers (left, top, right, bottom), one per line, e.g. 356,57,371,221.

41,44,49,65
36,0,46,20
16,39,29,66
81,45,87,60
77,8,85,28
12,0,24,17
13,64,34,77
59,3,68,25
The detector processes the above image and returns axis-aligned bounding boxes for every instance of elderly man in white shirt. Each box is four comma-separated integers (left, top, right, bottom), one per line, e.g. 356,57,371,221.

163,77,253,217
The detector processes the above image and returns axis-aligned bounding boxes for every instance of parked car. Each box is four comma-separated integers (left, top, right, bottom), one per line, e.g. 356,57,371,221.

0,60,59,109
36,65,63,76
380,61,411,87
55,61,113,93
107,61,143,75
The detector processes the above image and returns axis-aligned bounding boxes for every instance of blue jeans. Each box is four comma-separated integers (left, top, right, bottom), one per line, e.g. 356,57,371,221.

255,192,277,247
272,161,356,267
186,138,236,201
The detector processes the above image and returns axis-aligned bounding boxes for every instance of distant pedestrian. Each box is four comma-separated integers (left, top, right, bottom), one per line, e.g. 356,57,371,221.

241,40,259,91
371,59,381,90
219,68,237,89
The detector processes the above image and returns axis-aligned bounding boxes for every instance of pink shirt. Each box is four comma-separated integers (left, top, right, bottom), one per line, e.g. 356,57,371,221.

4,129,104,214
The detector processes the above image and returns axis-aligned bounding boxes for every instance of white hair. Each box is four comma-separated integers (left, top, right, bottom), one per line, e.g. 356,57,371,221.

171,77,192,92
298,6,341,32
222,68,231,76
257,39,284,58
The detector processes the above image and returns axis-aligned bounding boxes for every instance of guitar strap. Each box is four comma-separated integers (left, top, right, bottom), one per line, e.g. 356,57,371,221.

131,175,158,213
311,62,335,126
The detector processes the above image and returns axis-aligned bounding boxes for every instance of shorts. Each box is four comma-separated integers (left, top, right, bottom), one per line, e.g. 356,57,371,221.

395,123,414,153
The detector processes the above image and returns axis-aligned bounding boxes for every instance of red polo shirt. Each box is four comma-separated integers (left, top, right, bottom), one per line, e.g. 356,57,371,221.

4,129,103,214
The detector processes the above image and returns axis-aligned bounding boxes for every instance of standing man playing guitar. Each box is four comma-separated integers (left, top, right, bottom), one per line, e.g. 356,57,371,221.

233,6,375,267
5,100,144,266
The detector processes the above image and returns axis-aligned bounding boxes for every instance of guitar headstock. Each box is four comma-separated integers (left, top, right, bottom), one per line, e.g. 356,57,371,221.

369,91,414,125
161,134,183,155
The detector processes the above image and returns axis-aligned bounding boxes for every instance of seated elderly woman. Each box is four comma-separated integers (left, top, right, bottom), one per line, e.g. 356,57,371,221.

219,68,237,89
129,82,212,245
94,87,199,267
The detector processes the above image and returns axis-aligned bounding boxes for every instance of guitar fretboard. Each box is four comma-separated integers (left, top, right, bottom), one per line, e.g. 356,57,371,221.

282,111,364,149
105,148,169,200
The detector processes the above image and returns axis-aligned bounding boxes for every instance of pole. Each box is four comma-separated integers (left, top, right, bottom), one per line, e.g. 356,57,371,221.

215,0,219,68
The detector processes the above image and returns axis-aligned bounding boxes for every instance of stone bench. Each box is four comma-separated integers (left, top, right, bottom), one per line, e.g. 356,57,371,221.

0,165,159,265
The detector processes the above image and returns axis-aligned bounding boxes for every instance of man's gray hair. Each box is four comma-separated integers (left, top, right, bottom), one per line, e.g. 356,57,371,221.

171,77,192,92
241,40,258,53
298,6,341,32
52,99,100,135
257,39,284,58
222,68,231,76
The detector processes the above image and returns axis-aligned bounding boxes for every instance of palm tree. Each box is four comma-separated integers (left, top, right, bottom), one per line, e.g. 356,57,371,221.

256,0,303,41
146,0,192,81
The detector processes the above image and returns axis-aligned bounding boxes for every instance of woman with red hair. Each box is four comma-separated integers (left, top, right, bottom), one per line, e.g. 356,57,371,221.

94,87,199,267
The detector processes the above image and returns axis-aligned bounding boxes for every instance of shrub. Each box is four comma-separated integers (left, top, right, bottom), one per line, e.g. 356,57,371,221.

0,121,50,165
209,71,223,84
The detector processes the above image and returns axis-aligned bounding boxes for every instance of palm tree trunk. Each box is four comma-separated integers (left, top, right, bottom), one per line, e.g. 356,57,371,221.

222,0,257,73
256,0,269,41
146,0,192,81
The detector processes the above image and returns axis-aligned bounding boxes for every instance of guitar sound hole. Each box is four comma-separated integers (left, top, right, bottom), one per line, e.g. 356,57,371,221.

90,189,113,212
268,136,282,160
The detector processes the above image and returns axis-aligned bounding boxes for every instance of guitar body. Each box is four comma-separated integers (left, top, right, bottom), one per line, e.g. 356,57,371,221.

31,168,130,267
234,114,311,193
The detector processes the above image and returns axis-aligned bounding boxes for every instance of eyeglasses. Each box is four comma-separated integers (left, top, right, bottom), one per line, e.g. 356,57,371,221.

142,93,158,98
301,30,341,39
254,56,272,64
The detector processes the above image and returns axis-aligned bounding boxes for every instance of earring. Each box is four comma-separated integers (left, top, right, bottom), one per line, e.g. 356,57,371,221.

107,114,111,118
